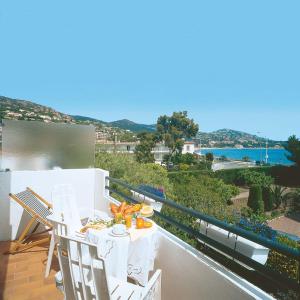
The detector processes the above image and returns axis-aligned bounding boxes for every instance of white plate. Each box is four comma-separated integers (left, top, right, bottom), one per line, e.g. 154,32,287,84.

140,211,154,218
109,230,129,237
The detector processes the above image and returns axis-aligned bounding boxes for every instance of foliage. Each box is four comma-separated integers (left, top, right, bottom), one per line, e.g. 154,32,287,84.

262,186,274,211
169,172,239,204
178,163,190,171
157,111,198,161
270,210,282,218
236,217,277,240
154,172,239,247
134,132,157,163
284,135,300,167
236,169,274,187
171,153,198,165
271,185,288,209
205,152,214,162
215,165,300,188
247,185,264,213
267,235,300,281
158,175,230,240
236,215,300,283
289,189,300,211
95,152,173,193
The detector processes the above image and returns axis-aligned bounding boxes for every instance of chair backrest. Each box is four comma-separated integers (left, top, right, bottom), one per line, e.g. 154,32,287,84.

142,269,162,300
9,187,52,227
52,184,82,234
57,234,110,300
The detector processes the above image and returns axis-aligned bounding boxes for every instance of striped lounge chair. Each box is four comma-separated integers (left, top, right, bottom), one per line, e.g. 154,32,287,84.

8,187,53,254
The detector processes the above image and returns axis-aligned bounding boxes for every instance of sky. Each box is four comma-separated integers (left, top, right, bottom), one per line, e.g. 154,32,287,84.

0,1,299,140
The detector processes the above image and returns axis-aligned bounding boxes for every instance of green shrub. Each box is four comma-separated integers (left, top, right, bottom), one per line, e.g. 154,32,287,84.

247,185,264,213
262,186,274,211
215,166,300,188
267,235,300,281
178,163,190,171
270,210,281,218
95,152,173,193
236,169,273,187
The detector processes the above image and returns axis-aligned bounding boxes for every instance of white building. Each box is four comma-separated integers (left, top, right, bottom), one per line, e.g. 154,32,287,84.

182,141,195,154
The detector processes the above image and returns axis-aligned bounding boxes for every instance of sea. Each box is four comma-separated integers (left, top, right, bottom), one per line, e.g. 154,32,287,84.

197,148,292,166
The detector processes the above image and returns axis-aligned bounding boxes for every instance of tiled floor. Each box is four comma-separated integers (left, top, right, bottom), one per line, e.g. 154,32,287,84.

0,240,63,300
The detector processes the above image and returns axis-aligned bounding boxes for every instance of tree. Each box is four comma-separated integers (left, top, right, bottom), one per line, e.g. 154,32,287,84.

262,186,274,211
205,152,214,162
171,153,197,165
236,169,273,187
271,185,288,209
285,135,300,167
95,152,173,193
134,133,157,163
157,111,198,163
247,185,264,213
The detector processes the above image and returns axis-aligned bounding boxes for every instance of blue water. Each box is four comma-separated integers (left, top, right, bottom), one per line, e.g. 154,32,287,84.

198,148,292,166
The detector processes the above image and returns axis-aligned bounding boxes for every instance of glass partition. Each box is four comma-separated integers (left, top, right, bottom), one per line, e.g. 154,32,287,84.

1,119,95,170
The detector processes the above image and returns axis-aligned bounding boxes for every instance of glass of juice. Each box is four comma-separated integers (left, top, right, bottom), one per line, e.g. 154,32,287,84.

125,215,132,229
114,212,123,224
136,217,144,229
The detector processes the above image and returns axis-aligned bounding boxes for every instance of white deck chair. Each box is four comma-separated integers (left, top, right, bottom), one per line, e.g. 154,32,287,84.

57,234,162,300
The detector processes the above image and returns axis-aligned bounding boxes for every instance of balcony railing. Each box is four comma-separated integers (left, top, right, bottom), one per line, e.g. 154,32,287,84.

105,176,300,293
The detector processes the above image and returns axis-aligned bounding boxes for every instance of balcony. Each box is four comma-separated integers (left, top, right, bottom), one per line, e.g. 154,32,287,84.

1,168,295,299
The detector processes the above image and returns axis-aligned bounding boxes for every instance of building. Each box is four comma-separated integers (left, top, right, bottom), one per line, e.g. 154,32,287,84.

182,141,195,154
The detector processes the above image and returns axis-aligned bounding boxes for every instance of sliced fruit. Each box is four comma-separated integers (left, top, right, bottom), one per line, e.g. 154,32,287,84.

110,203,119,214
132,204,142,212
118,201,127,213
143,221,153,228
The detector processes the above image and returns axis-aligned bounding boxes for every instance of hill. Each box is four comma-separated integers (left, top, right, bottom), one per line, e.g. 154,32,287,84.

196,129,283,148
0,95,284,147
0,95,73,123
108,119,156,132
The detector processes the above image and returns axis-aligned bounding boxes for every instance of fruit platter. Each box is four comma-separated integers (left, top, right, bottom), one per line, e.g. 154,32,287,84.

110,201,154,229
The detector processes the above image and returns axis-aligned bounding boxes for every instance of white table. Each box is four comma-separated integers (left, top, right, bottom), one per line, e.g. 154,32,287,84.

86,222,159,286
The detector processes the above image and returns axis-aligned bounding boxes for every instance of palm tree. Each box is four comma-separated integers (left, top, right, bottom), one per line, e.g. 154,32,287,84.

270,185,288,209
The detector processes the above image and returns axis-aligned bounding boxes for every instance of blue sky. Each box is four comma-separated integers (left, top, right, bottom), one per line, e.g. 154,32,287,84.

0,1,299,140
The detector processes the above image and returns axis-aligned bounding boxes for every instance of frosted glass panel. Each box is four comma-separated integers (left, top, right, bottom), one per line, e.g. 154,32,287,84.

1,120,95,170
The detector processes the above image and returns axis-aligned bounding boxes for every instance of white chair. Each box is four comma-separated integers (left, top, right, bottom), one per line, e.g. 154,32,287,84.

45,184,86,278
45,184,112,277
56,234,162,300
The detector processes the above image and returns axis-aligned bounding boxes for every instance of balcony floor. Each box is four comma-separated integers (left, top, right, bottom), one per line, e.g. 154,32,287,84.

0,240,63,300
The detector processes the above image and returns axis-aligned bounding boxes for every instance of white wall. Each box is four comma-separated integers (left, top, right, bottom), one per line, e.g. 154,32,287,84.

182,143,195,154
155,228,273,300
0,168,108,241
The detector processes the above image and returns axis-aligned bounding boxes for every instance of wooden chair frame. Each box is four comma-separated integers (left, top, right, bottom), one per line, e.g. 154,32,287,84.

7,187,53,254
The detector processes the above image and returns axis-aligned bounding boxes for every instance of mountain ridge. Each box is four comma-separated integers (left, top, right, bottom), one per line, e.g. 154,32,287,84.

0,95,284,146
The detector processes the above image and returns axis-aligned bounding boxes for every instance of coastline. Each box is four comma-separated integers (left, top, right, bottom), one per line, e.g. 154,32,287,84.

194,147,291,166
196,147,284,150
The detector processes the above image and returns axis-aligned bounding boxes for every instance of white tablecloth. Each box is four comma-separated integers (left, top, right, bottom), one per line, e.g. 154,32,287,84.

86,223,159,286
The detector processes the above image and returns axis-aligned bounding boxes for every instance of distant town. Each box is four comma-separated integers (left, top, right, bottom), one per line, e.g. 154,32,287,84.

0,96,284,152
